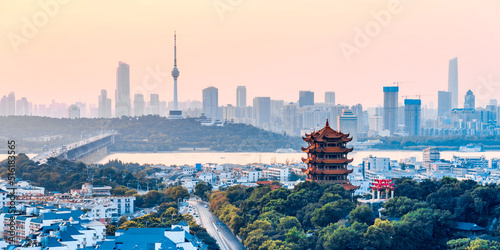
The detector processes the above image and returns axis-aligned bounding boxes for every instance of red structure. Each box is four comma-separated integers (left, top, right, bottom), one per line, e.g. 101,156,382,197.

370,179,395,199
301,120,359,190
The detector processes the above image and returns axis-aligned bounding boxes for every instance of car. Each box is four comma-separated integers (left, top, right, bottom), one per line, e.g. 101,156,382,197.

205,205,208,208
195,214,198,217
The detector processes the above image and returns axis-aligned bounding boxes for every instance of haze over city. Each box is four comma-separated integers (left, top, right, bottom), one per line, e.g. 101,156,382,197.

1,0,500,107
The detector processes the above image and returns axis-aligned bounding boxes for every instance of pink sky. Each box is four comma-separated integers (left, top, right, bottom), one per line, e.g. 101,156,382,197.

1,0,499,108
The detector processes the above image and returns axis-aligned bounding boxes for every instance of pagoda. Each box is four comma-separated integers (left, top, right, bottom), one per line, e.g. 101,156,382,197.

301,120,359,190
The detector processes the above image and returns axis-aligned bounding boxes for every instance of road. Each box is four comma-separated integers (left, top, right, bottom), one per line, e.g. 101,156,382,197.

188,200,246,250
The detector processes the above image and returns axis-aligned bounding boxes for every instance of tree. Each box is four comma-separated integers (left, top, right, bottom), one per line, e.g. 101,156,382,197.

239,220,272,240
278,216,302,232
194,182,212,200
349,205,375,225
105,225,117,236
311,199,355,227
363,219,394,250
382,196,428,218
244,229,269,250
323,222,367,250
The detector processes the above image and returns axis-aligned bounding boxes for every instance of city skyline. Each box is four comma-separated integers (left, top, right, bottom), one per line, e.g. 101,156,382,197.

1,1,500,108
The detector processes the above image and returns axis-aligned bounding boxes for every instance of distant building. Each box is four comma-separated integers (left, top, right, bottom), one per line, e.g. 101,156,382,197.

438,91,451,118
299,91,314,107
423,147,440,169
448,57,458,109
149,94,160,115
98,89,112,118
363,156,390,172
236,86,246,107
284,102,300,136
115,61,131,117
464,89,475,109
325,91,335,105
134,94,145,116
338,109,358,142
253,97,271,129
203,87,218,122
404,99,421,136
383,86,399,134
68,104,80,119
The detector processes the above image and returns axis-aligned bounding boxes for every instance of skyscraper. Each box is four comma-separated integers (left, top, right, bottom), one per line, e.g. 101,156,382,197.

448,57,458,109
383,86,399,134
68,104,80,119
404,99,421,136
337,109,358,143
98,89,112,118
115,62,131,117
464,90,475,109
438,91,451,118
7,92,15,116
236,86,246,107
203,87,218,122
134,94,145,116
325,92,335,105
170,32,182,119
253,97,271,128
149,94,160,115
284,102,299,136
299,91,314,107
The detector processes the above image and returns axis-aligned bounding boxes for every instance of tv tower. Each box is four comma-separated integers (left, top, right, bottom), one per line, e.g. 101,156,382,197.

172,31,179,110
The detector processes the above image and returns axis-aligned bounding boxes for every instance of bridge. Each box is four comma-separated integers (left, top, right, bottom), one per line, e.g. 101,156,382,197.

31,132,117,165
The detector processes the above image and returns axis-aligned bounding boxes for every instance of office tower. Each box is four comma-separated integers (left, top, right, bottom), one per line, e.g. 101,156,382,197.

15,97,29,116
325,92,335,105
236,86,246,107
423,147,440,170
404,99,421,136
149,94,160,115
68,104,80,119
448,57,458,109
0,96,7,116
203,87,218,122
115,61,131,117
299,91,314,107
222,104,236,122
383,86,399,134
284,102,299,136
134,94,145,116
464,90,475,109
253,97,271,128
98,90,112,118
438,91,451,118
270,99,284,132
7,92,15,116
351,104,364,132
337,109,358,143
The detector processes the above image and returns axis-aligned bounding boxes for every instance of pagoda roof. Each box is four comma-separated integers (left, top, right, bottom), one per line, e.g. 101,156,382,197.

302,120,352,142
342,183,361,191
301,157,353,164
301,146,354,153
301,168,354,175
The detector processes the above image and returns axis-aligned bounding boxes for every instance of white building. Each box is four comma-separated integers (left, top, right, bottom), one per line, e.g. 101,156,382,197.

363,156,390,172
264,167,290,181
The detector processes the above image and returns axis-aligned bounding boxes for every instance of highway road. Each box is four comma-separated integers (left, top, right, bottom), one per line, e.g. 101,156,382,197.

188,200,245,250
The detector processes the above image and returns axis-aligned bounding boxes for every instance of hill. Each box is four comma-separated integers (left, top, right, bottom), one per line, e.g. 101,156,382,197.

0,116,304,153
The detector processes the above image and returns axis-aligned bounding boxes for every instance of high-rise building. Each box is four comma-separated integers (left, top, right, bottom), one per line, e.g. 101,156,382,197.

8,92,15,116
0,96,7,116
236,86,246,107
383,86,399,134
299,91,314,107
134,94,145,117
15,97,29,116
203,87,219,122
423,147,440,169
68,104,80,119
169,32,182,119
438,91,451,118
284,102,299,136
74,102,86,118
404,99,421,136
149,94,160,115
253,97,271,128
325,92,335,105
98,90,112,118
338,109,358,143
448,57,458,109
115,62,131,117
464,90,475,109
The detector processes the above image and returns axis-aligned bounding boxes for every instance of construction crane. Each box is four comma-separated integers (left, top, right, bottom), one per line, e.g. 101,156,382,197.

393,81,413,87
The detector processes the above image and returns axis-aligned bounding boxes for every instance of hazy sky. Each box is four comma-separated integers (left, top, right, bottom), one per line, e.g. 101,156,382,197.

1,0,499,108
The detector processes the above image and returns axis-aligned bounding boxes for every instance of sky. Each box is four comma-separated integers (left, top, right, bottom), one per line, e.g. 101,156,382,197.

0,0,500,108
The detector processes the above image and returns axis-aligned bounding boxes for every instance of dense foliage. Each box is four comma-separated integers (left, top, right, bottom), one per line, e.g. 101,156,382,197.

0,154,163,192
209,179,500,250
0,116,303,152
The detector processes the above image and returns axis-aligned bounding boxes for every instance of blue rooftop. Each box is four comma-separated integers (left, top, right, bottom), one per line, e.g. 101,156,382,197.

383,86,399,92
404,99,421,105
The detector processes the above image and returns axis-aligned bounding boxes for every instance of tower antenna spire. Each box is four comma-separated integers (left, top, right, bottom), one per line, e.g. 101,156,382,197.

174,31,177,67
